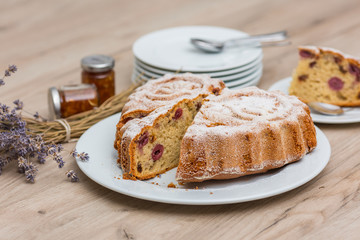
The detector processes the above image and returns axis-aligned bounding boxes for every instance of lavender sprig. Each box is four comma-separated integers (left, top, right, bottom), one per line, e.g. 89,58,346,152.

0,65,88,183
0,65,17,86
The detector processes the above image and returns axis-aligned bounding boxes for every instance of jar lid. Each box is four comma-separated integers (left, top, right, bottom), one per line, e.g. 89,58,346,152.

48,87,61,120
81,55,115,73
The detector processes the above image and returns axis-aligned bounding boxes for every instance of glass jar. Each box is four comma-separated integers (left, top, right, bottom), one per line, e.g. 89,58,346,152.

81,55,115,105
48,84,99,119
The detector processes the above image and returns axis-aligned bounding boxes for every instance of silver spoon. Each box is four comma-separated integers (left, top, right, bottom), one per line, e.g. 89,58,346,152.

307,102,350,115
191,30,288,53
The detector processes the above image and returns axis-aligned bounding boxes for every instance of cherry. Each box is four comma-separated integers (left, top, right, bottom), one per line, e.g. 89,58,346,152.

299,50,314,58
328,77,344,91
151,144,164,161
349,64,360,82
138,131,149,149
173,108,183,120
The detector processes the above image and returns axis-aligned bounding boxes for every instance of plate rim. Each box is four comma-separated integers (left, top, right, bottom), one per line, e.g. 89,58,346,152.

76,113,331,205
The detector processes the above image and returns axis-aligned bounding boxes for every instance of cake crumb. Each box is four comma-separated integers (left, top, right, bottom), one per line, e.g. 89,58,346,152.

122,173,137,181
167,182,177,188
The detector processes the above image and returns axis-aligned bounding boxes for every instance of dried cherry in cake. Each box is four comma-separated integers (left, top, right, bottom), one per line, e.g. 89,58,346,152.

309,61,317,68
328,77,344,91
299,50,314,58
173,108,183,120
137,131,149,149
152,144,164,161
298,74,308,81
349,64,360,82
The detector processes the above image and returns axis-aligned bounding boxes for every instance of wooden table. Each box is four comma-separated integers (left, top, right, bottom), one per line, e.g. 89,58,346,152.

1,0,360,239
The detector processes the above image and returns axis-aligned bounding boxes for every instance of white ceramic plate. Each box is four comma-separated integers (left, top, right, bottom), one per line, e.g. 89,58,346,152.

76,113,331,205
133,64,263,85
228,72,262,89
134,54,263,77
131,66,262,88
224,66,262,87
269,77,360,124
133,26,262,72
135,62,263,82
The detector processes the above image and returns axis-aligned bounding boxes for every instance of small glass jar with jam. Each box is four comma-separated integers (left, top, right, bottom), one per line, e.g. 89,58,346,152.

48,84,99,119
81,55,115,105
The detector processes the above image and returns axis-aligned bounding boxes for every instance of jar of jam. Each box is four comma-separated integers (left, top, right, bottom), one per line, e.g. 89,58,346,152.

81,55,115,105
48,84,99,119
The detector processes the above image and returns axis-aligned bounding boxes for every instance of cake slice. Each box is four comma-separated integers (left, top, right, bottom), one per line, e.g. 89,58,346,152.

120,96,205,180
114,73,225,150
289,46,360,106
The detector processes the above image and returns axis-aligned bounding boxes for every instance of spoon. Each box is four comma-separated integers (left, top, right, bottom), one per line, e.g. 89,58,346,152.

191,30,289,53
307,102,349,116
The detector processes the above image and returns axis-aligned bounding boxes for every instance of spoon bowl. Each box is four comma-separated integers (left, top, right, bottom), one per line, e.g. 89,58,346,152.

307,102,345,116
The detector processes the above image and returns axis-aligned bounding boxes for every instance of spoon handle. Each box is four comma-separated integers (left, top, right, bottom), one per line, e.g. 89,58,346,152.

225,31,288,47
228,40,291,49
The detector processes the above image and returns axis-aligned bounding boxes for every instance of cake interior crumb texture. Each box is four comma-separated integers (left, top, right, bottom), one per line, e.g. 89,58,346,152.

127,98,202,179
289,46,360,106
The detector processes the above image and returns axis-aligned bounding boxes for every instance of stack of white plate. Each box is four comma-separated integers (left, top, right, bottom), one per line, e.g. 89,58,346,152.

132,26,263,89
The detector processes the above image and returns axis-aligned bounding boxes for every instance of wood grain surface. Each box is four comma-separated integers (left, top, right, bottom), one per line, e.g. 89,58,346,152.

1,0,360,239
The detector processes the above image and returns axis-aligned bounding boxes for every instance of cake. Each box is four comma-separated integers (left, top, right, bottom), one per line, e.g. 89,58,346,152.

114,73,225,151
115,73,225,179
289,46,360,106
119,96,204,179
176,87,317,182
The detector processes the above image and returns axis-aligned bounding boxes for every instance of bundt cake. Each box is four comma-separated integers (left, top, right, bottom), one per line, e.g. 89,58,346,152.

289,46,360,106
176,87,317,182
114,73,225,151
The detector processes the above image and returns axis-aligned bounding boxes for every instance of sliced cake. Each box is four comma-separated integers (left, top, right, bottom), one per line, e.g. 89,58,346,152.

289,46,360,106
119,96,205,180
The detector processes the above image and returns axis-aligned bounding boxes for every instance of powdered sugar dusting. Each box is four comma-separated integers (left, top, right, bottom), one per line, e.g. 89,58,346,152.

189,87,308,133
121,73,225,119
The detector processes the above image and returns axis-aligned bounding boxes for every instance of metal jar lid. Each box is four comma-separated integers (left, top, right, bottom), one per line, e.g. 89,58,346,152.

48,87,61,120
81,55,115,73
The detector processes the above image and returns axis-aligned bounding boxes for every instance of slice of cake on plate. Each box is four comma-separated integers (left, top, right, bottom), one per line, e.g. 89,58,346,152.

289,46,360,106
120,96,204,180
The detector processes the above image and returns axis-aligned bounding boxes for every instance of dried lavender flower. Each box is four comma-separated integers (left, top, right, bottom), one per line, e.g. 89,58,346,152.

0,64,17,86
70,149,89,162
66,170,79,182
33,112,39,119
8,65,17,73
4,69,10,77
13,99,23,110
0,65,85,183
